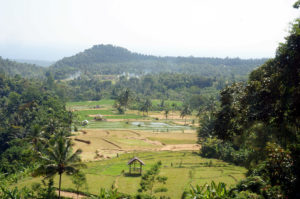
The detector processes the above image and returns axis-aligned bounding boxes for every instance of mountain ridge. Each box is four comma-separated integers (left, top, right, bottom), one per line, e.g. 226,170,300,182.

50,44,268,80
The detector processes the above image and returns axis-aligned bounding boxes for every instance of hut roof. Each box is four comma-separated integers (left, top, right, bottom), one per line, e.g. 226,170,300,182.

127,157,145,165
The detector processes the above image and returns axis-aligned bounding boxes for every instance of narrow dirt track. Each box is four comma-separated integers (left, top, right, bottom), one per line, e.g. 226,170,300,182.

56,190,87,199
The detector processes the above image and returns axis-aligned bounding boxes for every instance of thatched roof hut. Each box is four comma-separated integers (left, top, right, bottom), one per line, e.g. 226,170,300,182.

127,157,145,175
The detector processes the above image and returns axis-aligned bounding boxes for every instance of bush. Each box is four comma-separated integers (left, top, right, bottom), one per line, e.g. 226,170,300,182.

232,191,263,199
200,138,222,158
200,137,251,166
154,188,168,193
235,176,266,194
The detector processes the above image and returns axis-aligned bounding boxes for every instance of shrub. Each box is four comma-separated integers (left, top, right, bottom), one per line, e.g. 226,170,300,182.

200,137,251,166
235,176,266,194
94,114,105,121
200,137,222,158
154,188,168,193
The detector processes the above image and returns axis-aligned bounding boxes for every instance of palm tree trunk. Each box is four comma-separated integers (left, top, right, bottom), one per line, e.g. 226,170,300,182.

59,173,62,199
77,187,79,199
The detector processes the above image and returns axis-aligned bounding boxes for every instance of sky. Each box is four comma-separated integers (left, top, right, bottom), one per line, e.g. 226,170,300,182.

0,0,299,61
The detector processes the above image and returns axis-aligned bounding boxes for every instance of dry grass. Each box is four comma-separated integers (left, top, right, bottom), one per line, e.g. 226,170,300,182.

72,129,199,161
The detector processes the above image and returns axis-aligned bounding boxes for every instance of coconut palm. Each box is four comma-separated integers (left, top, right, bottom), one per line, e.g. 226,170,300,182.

34,137,85,199
180,105,192,125
140,98,152,116
26,124,45,152
164,108,169,120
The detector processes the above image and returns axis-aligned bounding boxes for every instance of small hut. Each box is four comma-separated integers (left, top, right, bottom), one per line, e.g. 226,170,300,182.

94,114,105,121
127,157,145,175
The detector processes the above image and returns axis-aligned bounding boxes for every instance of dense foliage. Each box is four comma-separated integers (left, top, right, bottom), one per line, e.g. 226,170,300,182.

56,72,218,102
0,74,73,174
197,18,300,198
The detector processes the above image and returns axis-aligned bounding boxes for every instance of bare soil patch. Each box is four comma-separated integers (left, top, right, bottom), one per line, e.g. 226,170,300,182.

56,190,87,199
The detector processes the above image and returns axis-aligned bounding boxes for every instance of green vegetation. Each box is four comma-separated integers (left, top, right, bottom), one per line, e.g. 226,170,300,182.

33,137,86,198
0,74,73,174
67,99,115,109
196,16,300,198
15,151,246,198
0,56,45,79
1,2,299,198
49,44,266,80
139,161,168,196
182,181,230,199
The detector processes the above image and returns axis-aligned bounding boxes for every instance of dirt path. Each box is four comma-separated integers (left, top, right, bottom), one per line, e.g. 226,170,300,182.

56,190,87,199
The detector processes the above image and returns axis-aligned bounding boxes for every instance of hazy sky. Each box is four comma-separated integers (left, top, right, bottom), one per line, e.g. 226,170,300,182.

0,0,298,60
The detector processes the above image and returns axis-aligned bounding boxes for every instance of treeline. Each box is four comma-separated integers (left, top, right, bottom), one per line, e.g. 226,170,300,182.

59,73,215,102
197,18,300,198
0,56,45,79
49,44,267,80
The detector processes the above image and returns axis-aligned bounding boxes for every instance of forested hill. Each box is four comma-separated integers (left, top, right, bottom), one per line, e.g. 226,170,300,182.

50,44,267,80
14,59,54,67
0,56,45,78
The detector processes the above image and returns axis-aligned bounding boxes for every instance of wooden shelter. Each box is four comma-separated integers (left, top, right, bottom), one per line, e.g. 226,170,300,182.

127,157,145,175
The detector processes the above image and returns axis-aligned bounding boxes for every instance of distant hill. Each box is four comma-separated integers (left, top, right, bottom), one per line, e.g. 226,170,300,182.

14,59,55,67
0,56,45,78
50,44,268,80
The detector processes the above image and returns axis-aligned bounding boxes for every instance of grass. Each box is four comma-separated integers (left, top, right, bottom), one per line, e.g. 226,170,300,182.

74,110,145,121
35,99,244,197
67,99,115,110
147,137,196,145
68,99,196,131
151,99,183,107
74,109,116,120
82,121,132,129
67,99,183,111
16,151,246,198
71,129,198,161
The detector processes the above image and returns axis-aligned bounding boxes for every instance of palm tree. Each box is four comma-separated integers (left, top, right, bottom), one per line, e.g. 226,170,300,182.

180,105,192,125
26,124,45,152
34,137,85,199
164,108,169,120
140,98,152,116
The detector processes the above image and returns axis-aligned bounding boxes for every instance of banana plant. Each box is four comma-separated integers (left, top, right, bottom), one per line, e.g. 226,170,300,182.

183,181,230,199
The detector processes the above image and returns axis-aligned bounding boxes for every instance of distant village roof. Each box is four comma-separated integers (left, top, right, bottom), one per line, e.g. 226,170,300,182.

127,157,145,165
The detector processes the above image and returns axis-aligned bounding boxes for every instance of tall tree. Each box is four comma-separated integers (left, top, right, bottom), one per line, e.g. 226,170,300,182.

140,98,152,116
34,137,85,199
26,124,45,152
180,105,192,125
119,88,132,110
164,108,170,120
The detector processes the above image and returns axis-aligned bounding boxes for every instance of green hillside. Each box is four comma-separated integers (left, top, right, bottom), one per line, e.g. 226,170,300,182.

0,56,45,78
50,44,267,80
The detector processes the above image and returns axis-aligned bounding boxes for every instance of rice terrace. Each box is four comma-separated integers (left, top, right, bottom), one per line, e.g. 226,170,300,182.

14,99,246,198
